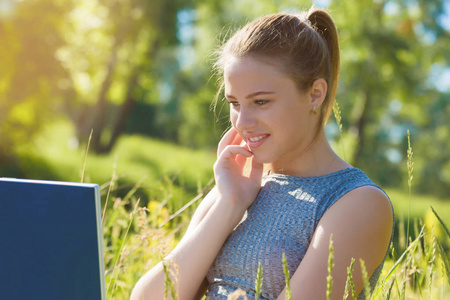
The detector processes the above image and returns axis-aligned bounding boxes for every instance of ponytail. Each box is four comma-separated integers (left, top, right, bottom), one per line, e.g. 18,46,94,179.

307,8,340,125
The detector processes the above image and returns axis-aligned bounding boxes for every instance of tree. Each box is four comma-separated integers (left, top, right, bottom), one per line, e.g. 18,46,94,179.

330,0,449,192
0,0,74,165
57,0,187,153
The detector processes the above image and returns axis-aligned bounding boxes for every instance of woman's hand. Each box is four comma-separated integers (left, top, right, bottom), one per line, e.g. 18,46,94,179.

213,128,264,215
130,129,264,300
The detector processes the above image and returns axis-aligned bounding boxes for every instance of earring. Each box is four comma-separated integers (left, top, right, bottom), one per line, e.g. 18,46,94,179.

312,105,319,114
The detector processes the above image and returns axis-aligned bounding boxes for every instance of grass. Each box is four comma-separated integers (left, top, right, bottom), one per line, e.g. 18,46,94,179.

14,118,215,185
13,118,216,214
8,118,450,299
100,137,449,299
386,188,450,224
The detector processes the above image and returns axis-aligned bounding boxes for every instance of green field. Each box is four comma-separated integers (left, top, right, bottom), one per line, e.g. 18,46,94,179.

9,119,450,299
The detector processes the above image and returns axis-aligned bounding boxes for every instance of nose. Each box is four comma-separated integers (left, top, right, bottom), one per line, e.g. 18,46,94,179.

233,106,257,132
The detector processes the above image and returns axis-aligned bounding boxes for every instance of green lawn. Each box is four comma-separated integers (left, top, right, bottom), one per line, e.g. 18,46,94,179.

13,118,216,213
387,188,450,228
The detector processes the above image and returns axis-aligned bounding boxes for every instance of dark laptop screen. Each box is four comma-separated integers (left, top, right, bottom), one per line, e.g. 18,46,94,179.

0,178,105,300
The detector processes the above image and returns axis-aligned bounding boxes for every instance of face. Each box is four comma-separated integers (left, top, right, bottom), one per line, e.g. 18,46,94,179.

224,55,319,166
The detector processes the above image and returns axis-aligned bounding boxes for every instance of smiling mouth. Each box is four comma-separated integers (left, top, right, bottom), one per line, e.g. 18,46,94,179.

248,135,267,142
246,134,270,148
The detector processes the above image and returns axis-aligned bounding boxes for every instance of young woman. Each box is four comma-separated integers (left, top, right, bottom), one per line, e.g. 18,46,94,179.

131,7,394,300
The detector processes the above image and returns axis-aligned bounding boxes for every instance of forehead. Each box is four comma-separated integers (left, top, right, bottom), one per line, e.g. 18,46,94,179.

224,55,293,93
224,55,284,76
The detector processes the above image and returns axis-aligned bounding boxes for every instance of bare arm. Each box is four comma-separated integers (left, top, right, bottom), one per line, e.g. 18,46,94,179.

184,187,219,238
130,128,263,300
277,186,393,300
130,197,245,299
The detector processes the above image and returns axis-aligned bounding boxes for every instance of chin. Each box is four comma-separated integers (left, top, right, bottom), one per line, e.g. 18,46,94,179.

251,152,275,165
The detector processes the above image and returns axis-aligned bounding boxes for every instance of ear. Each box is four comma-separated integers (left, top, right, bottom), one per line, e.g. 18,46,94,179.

309,78,327,108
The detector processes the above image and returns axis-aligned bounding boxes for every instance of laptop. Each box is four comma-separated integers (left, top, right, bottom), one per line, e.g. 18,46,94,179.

0,178,106,300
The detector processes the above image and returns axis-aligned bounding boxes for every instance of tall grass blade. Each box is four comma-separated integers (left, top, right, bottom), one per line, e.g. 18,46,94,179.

398,214,406,252
107,198,140,295
81,128,93,183
360,259,371,300
163,261,170,300
159,178,214,228
327,234,335,300
437,240,450,286
405,130,414,250
163,260,179,300
430,206,450,287
282,253,292,300
386,278,395,300
430,206,450,238
400,225,424,300
102,155,118,224
415,265,423,298
427,226,437,300
343,258,355,300
332,101,346,161
255,262,263,300
384,225,425,280
123,178,145,203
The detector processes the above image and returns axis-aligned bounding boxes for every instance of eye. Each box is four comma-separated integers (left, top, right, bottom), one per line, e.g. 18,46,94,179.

228,101,240,107
255,100,269,106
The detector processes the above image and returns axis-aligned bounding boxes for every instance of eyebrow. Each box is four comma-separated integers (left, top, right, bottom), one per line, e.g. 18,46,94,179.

225,91,276,100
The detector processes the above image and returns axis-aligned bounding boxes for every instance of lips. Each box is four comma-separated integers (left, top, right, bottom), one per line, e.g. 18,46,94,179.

245,134,270,148
248,135,266,142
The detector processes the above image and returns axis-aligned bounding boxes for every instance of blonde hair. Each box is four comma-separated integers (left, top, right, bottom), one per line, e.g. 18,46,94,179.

215,8,340,128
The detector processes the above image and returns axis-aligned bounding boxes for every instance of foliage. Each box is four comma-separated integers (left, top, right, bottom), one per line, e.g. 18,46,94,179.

0,0,73,162
1,0,449,197
11,119,215,213
2,2,450,299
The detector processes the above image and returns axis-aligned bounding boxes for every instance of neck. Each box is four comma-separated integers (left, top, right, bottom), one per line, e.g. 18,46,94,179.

269,130,350,177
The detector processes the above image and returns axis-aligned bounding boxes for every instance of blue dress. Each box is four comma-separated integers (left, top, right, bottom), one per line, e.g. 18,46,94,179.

206,168,394,299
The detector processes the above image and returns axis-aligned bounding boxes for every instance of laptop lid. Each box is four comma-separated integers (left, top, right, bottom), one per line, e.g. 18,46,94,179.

0,178,106,300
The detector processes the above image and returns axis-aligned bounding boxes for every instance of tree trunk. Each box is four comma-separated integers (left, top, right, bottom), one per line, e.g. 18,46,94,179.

90,38,121,152
99,37,161,153
102,71,139,153
352,88,371,167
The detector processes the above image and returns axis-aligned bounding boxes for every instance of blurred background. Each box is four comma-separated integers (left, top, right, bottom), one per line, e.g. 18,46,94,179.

0,0,449,198
2,1,450,298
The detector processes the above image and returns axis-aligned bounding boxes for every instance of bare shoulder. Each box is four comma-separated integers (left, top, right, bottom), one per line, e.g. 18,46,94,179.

330,185,393,228
341,185,392,212
320,185,394,244
281,185,394,299
316,185,394,267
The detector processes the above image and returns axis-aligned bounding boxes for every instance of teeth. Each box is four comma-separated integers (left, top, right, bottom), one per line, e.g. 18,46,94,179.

249,135,266,142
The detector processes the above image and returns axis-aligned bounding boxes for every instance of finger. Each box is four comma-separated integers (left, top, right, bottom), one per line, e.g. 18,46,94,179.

235,142,252,167
217,128,239,157
235,152,248,168
217,145,253,162
231,130,243,146
249,156,264,182
241,141,250,151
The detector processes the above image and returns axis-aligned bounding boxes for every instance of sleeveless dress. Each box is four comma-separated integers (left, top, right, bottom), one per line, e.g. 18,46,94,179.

206,168,394,299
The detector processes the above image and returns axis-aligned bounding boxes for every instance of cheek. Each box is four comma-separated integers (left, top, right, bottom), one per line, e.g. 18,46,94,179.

230,111,238,128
